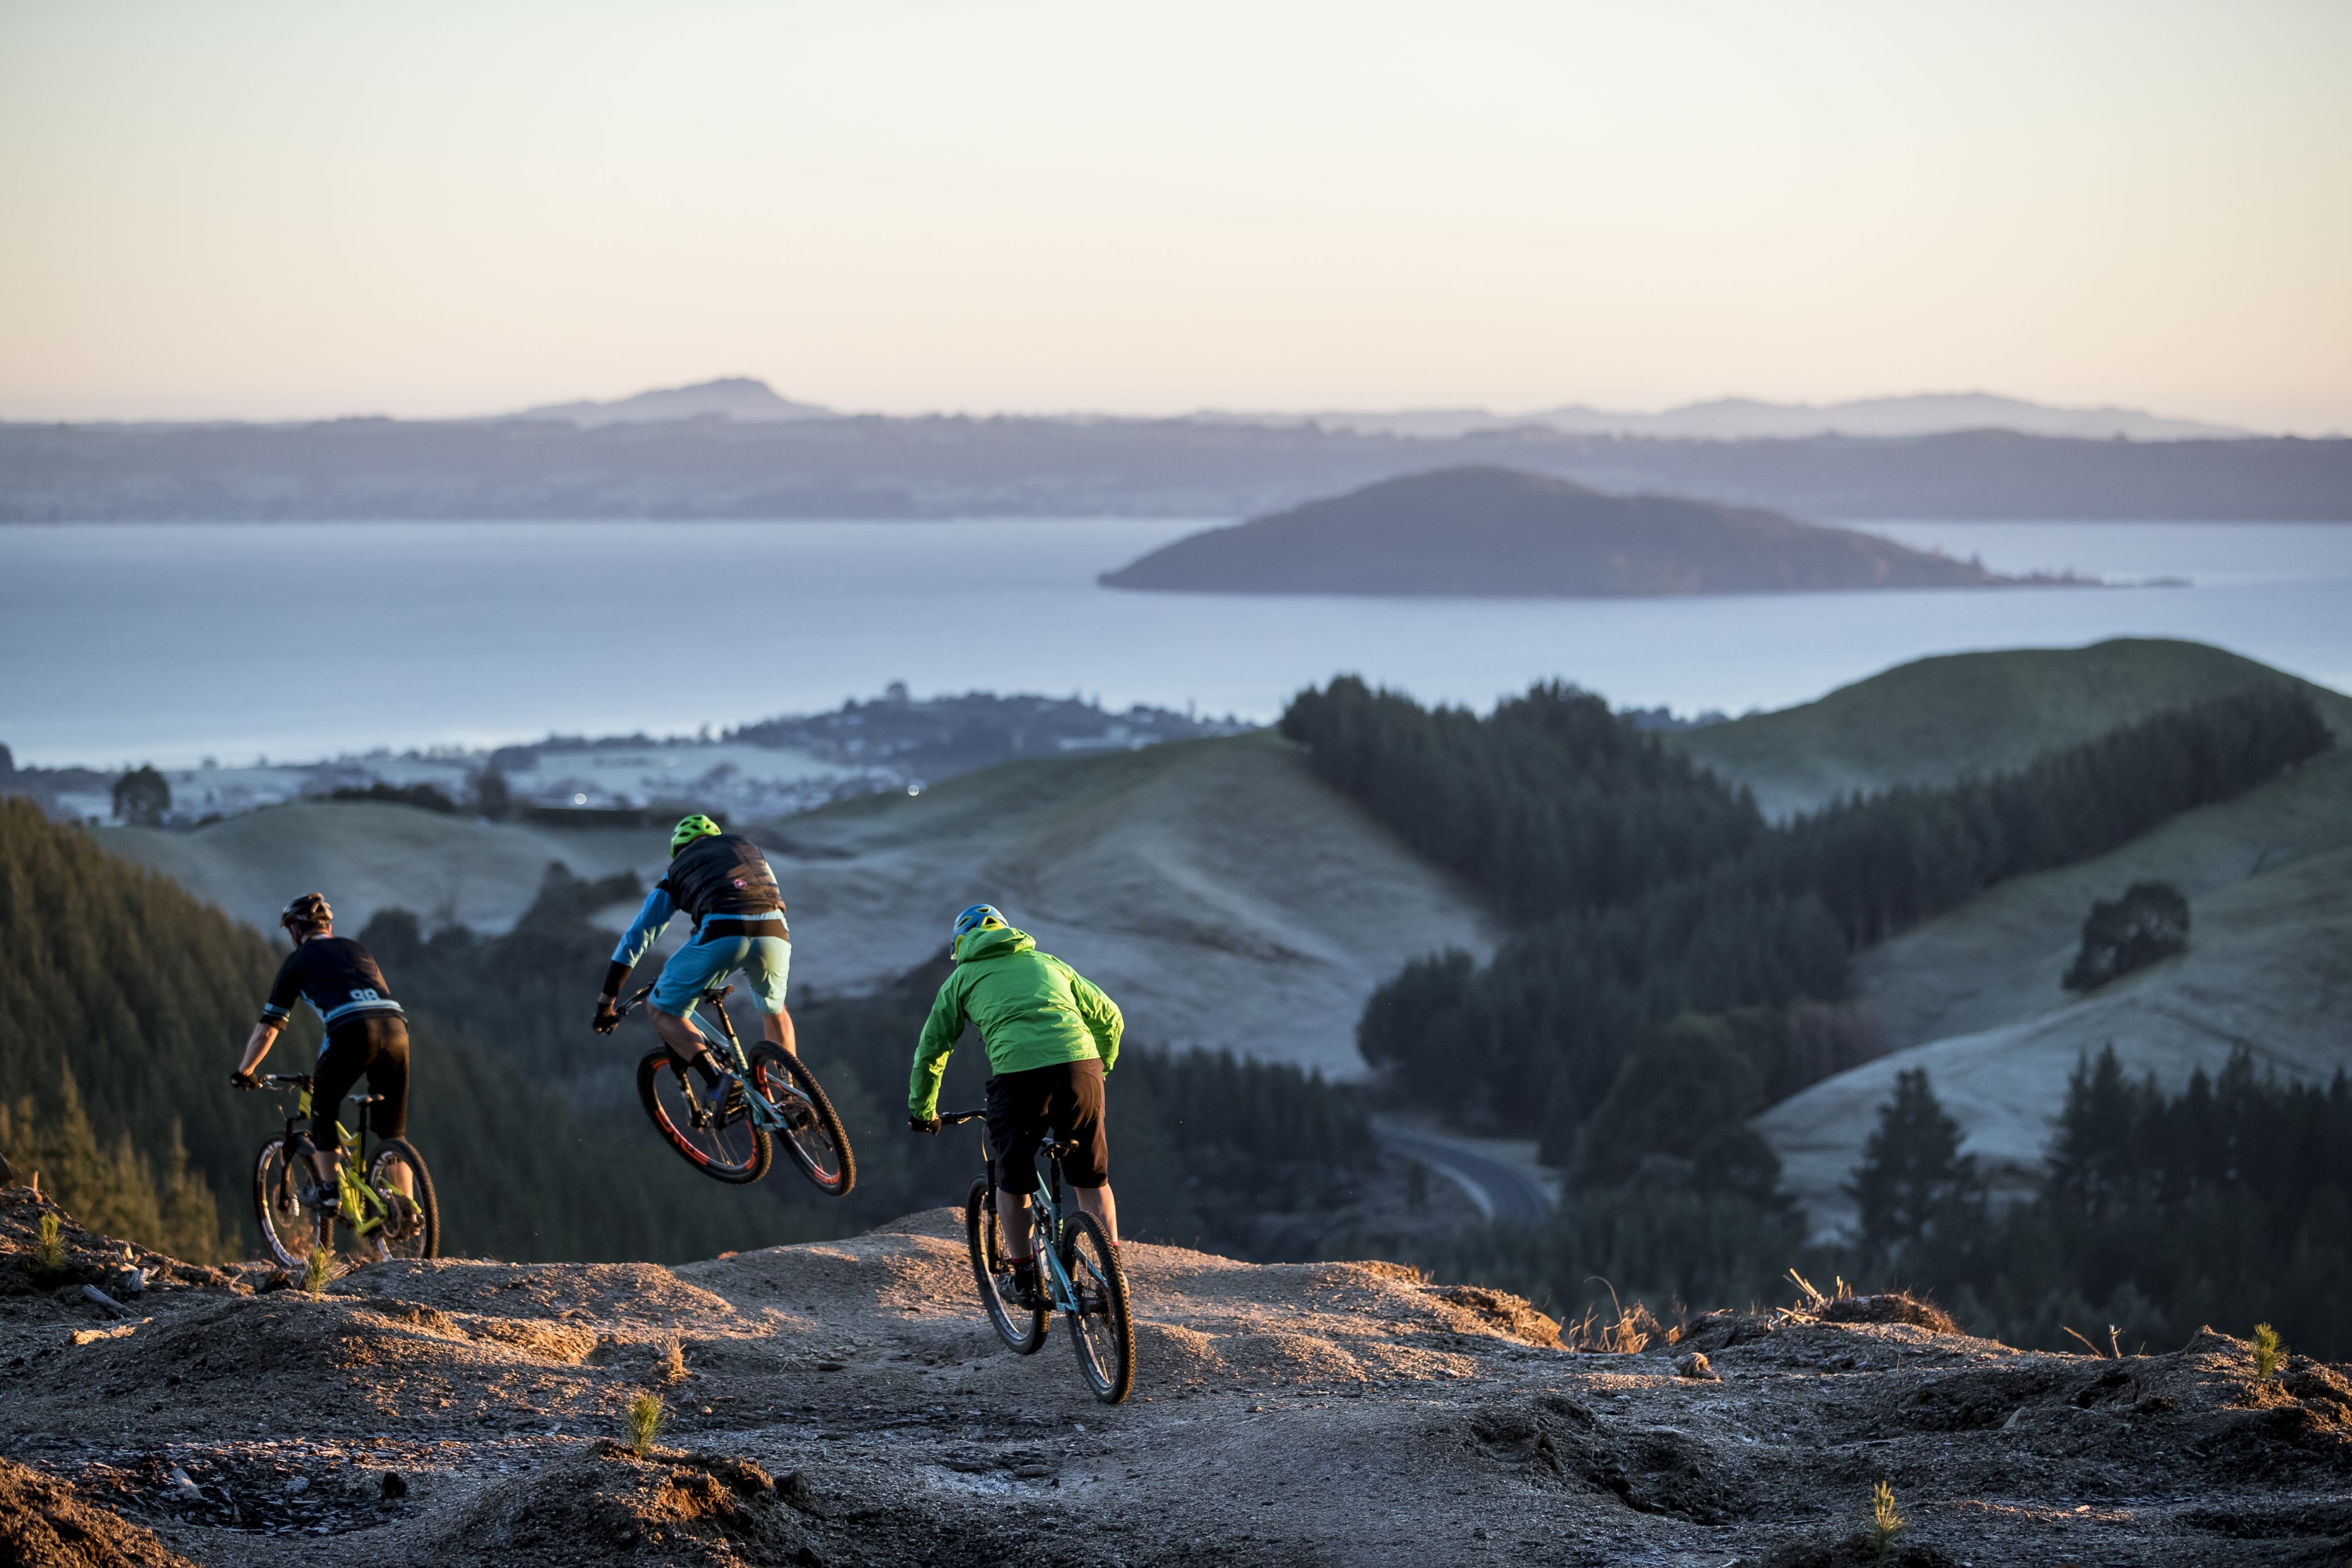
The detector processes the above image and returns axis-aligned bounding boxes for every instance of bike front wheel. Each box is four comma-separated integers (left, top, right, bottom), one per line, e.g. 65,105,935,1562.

749,1044,856,1197
966,1178,1046,1354
637,1048,773,1184
1060,1211,1134,1404
358,1139,440,1261
252,1137,327,1270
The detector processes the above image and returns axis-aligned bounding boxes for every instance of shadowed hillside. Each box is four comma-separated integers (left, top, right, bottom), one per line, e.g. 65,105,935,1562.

0,799,813,1264
1101,466,2011,597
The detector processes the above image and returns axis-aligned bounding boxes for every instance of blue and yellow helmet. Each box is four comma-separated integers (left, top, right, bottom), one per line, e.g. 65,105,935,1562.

952,904,1007,947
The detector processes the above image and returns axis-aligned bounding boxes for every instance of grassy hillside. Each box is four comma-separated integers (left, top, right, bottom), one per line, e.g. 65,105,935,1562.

97,733,1496,1080
99,800,657,936
768,729,1499,1078
1854,746,2352,1050
1666,638,2352,819
1759,828,2352,1237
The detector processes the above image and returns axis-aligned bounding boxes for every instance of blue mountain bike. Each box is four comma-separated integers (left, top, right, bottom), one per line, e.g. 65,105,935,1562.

616,982,854,1195
939,1108,1134,1404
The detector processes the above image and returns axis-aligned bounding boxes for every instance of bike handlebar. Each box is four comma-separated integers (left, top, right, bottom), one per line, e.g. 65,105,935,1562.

612,981,734,1023
937,1109,984,1126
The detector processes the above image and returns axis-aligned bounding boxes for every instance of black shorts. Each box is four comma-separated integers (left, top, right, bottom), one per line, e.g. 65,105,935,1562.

985,1058,1108,1191
310,1016,409,1147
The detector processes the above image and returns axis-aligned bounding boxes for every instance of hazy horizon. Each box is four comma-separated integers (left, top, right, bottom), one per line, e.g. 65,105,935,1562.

3,2,2347,433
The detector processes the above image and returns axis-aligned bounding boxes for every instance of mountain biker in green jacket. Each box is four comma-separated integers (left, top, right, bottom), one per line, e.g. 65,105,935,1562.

908,905,1122,1308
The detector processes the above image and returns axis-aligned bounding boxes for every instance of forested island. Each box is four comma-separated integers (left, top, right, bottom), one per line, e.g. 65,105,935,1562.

1101,466,2021,597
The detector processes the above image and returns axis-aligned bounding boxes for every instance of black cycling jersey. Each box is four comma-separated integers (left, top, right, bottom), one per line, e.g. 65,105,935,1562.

261,935,404,1035
658,834,786,930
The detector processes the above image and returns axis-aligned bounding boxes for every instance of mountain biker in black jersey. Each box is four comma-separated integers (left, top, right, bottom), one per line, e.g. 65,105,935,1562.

592,815,801,1094
231,892,414,1202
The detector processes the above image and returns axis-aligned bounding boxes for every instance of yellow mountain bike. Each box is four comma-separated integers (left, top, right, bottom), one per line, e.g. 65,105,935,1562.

249,1073,439,1268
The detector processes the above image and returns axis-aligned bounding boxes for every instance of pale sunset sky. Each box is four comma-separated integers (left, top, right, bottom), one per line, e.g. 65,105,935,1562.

1,1,2345,429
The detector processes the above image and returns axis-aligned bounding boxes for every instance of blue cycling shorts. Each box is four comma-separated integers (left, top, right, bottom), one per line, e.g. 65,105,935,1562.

651,933,792,1018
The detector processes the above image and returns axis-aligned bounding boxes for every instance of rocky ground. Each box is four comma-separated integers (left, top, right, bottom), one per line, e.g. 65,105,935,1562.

2,1187,2348,1567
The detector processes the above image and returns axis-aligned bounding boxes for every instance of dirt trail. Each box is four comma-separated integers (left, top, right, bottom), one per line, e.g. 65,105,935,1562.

2,1189,2347,1566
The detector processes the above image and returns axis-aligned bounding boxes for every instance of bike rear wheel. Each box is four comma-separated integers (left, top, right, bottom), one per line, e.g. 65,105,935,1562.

1060,1211,1134,1403
358,1139,440,1261
966,1178,1046,1354
253,1137,327,1271
749,1044,856,1197
637,1047,773,1184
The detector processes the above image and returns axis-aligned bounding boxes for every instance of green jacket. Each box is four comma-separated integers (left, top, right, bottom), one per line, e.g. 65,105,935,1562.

907,924,1123,1120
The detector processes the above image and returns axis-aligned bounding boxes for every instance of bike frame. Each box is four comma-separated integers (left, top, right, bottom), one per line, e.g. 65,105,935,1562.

618,983,804,1136
264,1075,396,1241
954,1112,1085,1316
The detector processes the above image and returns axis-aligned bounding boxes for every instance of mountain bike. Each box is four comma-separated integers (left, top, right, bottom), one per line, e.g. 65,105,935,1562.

247,1074,439,1269
939,1108,1134,1404
616,982,854,1195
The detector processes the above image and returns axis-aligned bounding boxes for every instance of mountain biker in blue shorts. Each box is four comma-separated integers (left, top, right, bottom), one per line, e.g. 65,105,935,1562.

593,815,800,1094
907,904,1122,1309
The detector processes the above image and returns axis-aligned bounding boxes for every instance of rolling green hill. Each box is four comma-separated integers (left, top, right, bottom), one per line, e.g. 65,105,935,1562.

763,730,1498,1078
1758,833,2352,1237
1852,746,2352,1051
1665,638,2352,820
99,733,1498,1081
99,801,657,936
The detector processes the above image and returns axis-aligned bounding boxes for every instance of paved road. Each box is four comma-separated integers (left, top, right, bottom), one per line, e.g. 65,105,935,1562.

1373,1121,1557,1226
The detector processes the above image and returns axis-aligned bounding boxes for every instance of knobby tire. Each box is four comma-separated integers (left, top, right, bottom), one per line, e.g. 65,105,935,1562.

749,1043,856,1197
1060,1210,1135,1404
252,1136,326,1271
361,1139,441,1261
636,1047,773,1184
966,1178,1046,1354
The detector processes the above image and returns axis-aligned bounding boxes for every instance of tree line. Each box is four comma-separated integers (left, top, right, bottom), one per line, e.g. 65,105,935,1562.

1859,1049,2352,1359
1294,677,2330,1152
1370,1038,2352,1361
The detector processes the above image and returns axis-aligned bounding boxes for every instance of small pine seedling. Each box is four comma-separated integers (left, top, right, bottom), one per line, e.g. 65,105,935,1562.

31,1212,67,1278
302,1244,341,1297
655,1337,688,1385
2251,1322,2285,1384
626,1391,666,1458
1868,1478,1906,1559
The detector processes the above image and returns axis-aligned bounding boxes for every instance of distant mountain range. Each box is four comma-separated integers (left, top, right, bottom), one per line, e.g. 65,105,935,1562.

1205,392,2245,443
508,377,838,427
500,380,2242,442
1100,466,2021,598
6,404,2347,522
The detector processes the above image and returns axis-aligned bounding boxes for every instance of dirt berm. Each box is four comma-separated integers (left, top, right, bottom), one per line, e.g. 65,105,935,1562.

2,1189,2347,1566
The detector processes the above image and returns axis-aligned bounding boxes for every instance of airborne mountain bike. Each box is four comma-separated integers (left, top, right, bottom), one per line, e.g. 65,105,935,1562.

940,1108,1134,1404
247,1074,439,1268
614,982,855,1195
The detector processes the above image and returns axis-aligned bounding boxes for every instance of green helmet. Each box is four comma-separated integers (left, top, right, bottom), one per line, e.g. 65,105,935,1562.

670,814,722,857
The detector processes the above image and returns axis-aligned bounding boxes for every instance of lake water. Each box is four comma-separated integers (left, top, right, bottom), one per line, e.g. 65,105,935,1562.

5,518,2349,768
